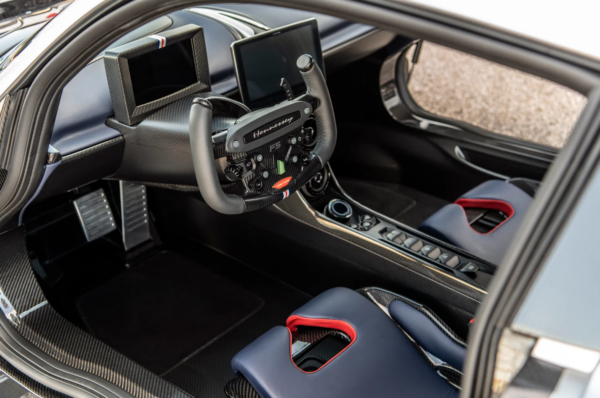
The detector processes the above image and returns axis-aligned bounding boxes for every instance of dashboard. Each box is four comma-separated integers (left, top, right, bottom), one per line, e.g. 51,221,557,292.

49,4,386,157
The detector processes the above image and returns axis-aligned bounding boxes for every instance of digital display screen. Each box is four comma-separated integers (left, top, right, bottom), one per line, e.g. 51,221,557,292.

128,39,197,106
232,20,324,109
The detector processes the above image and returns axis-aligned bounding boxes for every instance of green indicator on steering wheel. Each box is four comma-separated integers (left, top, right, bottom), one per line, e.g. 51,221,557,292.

277,160,286,175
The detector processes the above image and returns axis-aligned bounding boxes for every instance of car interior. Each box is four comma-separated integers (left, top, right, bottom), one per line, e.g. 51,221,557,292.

0,3,585,398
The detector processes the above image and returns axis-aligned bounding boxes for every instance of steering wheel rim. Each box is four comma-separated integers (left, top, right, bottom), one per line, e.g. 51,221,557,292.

189,54,336,214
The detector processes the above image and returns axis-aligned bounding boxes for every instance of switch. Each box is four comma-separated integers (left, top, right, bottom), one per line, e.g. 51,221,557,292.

224,165,243,181
393,233,407,245
421,245,436,257
361,221,373,230
409,240,424,252
426,247,441,260
459,262,479,273
438,253,452,264
280,78,295,101
445,255,460,269
403,237,417,248
277,160,286,175
385,230,401,240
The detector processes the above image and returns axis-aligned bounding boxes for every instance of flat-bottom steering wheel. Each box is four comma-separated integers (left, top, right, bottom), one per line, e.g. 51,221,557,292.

189,55,336,214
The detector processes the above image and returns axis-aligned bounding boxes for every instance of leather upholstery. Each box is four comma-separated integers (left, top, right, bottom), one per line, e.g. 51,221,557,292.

389,300,466,370
419,180,533,264
231,287,458,398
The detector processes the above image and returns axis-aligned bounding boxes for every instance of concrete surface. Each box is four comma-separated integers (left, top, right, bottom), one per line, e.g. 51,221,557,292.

407,42,587,148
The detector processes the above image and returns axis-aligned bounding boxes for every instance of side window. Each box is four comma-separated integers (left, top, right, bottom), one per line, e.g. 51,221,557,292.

405,41,587,148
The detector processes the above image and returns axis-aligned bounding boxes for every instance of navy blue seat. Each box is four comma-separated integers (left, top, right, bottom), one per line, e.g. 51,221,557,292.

231,287,462,398
419,180,533,264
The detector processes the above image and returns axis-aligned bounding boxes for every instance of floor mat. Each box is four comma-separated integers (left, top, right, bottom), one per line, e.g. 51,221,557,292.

76,251,264,375
338,178,449,228
161,240,311,398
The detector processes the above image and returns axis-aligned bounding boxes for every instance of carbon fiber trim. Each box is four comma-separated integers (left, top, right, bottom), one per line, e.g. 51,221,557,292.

0,357,68,398
107,94,243,187
35,137,124,203
293,326,350,345
0,227,193,398
359,287,464,389
0,168,7,191
104,25,211,125
242,158,322,213
275,193,483,339
224,376,260,398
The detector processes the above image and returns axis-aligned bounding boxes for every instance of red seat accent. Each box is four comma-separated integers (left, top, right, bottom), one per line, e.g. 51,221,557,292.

286,315,357,373
454,198,515,235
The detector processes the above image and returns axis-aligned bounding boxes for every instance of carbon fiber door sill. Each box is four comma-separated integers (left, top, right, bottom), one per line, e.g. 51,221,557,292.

0,227,192,398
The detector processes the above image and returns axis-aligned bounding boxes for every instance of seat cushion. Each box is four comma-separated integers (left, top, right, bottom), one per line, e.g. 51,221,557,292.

231,287,458,398
419,180,533,264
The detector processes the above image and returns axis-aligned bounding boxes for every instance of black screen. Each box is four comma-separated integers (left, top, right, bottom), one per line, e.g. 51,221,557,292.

233,21,323,109
128,39,197,106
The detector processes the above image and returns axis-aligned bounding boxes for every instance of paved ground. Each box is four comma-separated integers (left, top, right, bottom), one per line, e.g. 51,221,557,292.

407,42,587,148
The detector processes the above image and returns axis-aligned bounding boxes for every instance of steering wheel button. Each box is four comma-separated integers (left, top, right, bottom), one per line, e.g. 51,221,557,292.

277,160,286,175
272,176,292,190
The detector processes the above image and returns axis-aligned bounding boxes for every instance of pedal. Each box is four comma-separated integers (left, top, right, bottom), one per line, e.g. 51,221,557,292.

73,189,117,242
119,181,151,250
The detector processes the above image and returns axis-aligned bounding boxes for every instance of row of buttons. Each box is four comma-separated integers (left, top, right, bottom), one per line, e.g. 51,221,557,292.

384,230,461,269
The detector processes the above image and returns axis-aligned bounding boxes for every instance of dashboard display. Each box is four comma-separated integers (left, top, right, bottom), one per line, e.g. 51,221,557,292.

104,24,210,125
232,19,323,109
128,39,197,105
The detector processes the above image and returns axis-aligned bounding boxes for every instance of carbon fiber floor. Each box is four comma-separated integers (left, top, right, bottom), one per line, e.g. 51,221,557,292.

160,242,312,398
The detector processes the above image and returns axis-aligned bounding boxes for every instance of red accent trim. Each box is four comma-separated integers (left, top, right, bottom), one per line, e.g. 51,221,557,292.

272,176,292,190
454,198,515,235
469,318,476,324
46,12,58,19
286,315,356,374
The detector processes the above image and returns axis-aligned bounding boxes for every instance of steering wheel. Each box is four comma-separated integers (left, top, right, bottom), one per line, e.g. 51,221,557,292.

189,55,336,214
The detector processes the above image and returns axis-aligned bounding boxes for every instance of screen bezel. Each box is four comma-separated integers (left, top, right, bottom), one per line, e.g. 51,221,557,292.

104,24,211,125
231,19,324,110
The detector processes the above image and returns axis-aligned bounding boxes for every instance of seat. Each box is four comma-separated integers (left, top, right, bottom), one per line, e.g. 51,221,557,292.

229,287,464,398
419,180,533,264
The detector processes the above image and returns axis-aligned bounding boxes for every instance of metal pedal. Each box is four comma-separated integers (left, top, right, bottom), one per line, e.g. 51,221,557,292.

119,181,150,250
73,189,116,242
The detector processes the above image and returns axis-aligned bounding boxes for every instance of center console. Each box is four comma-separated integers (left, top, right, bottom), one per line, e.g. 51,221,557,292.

298,165,496,290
